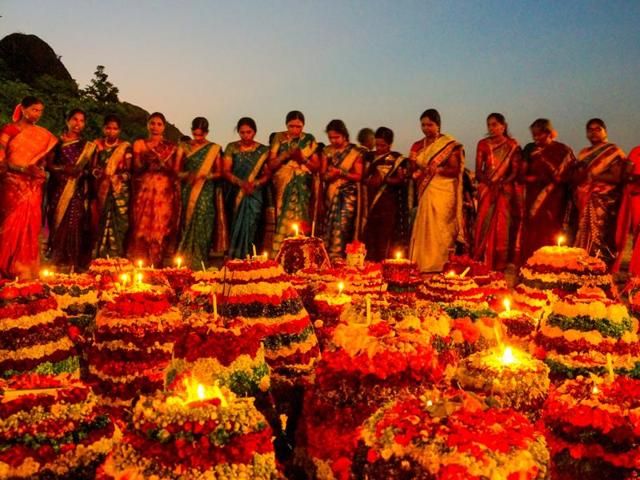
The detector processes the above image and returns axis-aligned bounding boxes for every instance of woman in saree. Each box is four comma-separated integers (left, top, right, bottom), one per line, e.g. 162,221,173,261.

47,109,95,271
128,112,179,267
409,109,465,273
520,118,576,261
175,117,226,269
473,113,521,270
269,111,320,250
614,145,640,274
223,117,270,259
0,96,57,279
573,118,626,266
361,126,410,261
90,115,132,258
321,119,364,260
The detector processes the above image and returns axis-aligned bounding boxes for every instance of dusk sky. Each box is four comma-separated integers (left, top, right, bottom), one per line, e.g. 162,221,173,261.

2,0,640,165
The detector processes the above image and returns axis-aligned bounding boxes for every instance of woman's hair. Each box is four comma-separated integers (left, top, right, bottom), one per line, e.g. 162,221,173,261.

529,118,553,133
357,127,375,145
21,96,43,108
487,112,510,137
285,110,305,124
236,117,257,132
325,119,349,141
66,108,86,122
420,108,441,127
374,126,394,145
103,114,121,127
586,118,606,130
191,116,209,132
148,112,167,124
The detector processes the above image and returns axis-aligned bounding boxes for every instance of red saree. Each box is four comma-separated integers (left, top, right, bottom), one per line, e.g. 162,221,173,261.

521,141,576,261
614,146,640,273
0,124,57,279
473,137,521,270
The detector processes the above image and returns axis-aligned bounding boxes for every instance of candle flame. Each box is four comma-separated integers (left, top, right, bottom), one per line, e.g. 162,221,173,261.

120,273,130,285
175,256,183,268
395,251,402,260
40,268,53,278
557,234,566,247
446,270,456,278
503,298,511,313
500,346,515,365
592,385,600,395
137,259,144,269
338,281,345,295
293,223,299,236
135,272,144,284
167,376,228,407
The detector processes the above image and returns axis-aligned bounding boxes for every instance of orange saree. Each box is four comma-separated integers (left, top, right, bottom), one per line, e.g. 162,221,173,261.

0,124,57,279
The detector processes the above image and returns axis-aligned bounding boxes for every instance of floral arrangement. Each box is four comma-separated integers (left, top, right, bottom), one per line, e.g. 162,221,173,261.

98,388,277,480
543,375,640,479
355,389,549,480
0,374,118,479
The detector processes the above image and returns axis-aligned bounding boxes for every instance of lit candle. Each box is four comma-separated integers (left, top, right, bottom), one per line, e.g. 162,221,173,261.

503,298,511,313
446,270,456,278
120,273,130,289
556,234,566,247
137,259,144,269
592,385,600,395
135,272,144,285
395,250,402,260
262,251,268,260
499,346,515,366
293,223,299,237
40,269,53,279
337,281,345,296
175,256,183,269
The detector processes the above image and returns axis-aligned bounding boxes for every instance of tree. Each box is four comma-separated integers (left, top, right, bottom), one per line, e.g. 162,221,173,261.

82,65,119,103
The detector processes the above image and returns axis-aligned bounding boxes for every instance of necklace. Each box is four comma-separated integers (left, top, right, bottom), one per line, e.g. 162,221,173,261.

104,138,118,148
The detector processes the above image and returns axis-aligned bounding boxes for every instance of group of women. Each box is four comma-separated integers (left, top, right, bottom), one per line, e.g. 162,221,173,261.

0,95,638,280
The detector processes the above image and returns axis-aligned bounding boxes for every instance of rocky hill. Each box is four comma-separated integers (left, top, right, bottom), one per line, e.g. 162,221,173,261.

0,33,182,141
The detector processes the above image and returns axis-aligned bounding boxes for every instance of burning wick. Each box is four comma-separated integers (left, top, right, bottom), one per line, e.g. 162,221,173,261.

137,259,143,269
120,273,130,288
395,251,403,260
175,256,183,269
135,272,144,285
503,298,511,313
500,346,515,366
262,251,268,260
337,281,345,296
592,385,600,395
446,270,456,278
556,234,566,247
292,223,300,237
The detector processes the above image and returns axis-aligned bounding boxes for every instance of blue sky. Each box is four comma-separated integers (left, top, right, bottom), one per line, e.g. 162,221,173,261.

2,0,640,164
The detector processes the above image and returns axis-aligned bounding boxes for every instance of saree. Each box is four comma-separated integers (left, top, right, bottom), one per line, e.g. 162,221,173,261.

614,146,640,273
0,124,57,279
225,141,269,259
361,151,410,261
47,139,96,270
521,141,576,261
473,137,520,270
178,142,226,269
270,132,317,251
129,140,179,267
409,134,465,273
574,143,625,265
91,141,131,258
322,144,362,260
